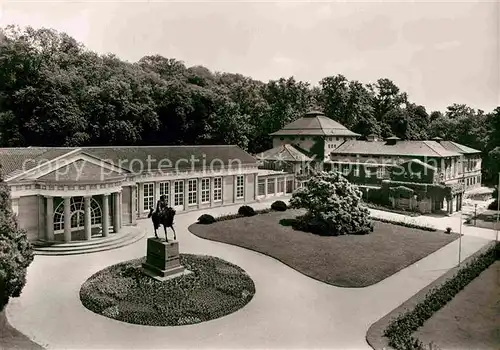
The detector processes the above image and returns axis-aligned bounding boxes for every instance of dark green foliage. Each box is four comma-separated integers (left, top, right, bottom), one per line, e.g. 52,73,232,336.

197,214,216,225
271,200,287,211
80,254,255,326
383,242,499,350
0,168,34,311
370,217,437,232
238,205,256,217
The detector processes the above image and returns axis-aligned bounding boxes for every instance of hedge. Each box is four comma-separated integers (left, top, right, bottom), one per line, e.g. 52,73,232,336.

370,216,437,232
383,242,499,350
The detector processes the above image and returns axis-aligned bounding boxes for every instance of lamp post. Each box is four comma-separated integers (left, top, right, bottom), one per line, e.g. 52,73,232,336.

458,158,465,267
474,204,477,226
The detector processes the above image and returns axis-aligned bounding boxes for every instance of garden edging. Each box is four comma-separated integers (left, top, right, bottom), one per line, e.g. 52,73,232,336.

365,240,498,350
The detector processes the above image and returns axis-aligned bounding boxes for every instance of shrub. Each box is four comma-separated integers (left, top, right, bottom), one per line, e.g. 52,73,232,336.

383,242,498,350
488,199,498,210
445,227,452,234
238,205,256,217
0,167,34,311
198,214,216,225
271,200,287,211
289,171,373,235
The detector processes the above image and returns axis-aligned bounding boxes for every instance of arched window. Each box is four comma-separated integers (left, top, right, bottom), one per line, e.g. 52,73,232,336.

53,197,102,232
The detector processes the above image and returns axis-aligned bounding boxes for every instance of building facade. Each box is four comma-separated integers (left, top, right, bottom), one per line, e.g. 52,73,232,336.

1,145,292,245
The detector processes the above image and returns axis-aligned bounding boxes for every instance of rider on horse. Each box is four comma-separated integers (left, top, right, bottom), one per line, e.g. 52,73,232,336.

149,195,176,241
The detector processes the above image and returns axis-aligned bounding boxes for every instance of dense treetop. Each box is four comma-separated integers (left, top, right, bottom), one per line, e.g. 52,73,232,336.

0,26,498,184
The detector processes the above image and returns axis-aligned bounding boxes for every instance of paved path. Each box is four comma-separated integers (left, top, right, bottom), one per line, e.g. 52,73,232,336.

7,199,493,350
368,208,498,241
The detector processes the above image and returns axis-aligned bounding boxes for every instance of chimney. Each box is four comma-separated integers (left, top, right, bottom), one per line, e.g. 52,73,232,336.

366,134,378,142
385,136,401,145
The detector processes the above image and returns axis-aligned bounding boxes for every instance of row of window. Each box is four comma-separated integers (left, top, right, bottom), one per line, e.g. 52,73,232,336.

140,176,245,211
257,178,293,196
459,176,481,186
332,166,387,179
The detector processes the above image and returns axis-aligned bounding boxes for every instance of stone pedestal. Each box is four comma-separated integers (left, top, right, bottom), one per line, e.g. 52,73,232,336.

141,238,190,281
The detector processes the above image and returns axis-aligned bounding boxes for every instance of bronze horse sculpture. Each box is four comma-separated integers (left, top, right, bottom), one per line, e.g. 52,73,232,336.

148,206,177,242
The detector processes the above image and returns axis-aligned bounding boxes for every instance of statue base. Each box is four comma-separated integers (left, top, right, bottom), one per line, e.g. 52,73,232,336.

141,238,191,281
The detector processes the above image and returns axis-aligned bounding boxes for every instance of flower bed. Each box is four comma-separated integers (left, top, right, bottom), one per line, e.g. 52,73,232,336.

80,254,255,326
383,242,499,350
370,216,437,232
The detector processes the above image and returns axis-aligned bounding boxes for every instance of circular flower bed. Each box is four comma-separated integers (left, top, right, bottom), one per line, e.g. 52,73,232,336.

80,254,255,326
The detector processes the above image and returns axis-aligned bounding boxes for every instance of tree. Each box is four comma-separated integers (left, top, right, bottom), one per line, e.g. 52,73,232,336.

0,167,34,311
289,172,373,235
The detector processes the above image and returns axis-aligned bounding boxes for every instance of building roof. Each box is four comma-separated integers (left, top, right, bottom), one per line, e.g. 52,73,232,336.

256,144,312,162
331,140,462,158
269,111,361,137
439,141,481,154
0,145,257,179
37,159,124,182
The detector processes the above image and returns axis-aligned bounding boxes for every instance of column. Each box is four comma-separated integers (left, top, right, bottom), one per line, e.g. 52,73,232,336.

275,177,278,196
45,196,54,241
170,180,175,208
197,178,202,209
232,175,236,203
131,185,137,225
155,181,160,205
264,178,268,197
63,197,71,242
138,184,144,217
84,196,92,240
254,174,258,200
102,194,109,237
113,192,120,233
184,179,189,210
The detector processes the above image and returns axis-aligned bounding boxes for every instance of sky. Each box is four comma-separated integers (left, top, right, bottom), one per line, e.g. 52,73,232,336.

0,0,498,113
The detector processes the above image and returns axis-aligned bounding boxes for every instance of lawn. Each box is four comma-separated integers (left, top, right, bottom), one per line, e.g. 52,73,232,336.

189,210,459,287
80,254,255,326
0,310,44,350
414,261,500,350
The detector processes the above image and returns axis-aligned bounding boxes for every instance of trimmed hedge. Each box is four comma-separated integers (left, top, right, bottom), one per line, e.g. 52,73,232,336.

238,205,256,217
198,214,216,225
271,200,287,212
383,242,499,350
488,199,498,210
370,216,437,232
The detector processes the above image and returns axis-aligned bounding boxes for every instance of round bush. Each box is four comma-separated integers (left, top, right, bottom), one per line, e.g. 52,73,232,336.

271,200,287,212
198,214,216,224
488,199,498,210
238,205,256,217
80,254,255,326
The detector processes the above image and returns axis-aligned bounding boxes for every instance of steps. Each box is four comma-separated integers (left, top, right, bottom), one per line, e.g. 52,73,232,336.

33,227,146,256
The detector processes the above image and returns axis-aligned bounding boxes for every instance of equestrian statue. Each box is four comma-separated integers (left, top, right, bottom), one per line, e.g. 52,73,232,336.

148,195,176,241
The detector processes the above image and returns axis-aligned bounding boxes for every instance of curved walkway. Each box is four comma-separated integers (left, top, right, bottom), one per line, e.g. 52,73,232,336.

6,200,493,350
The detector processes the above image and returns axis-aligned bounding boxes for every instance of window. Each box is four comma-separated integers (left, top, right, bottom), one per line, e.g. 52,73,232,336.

53,197,102,233
174,180,184,206
236,175,245,199
336,137,340,141
267,179,275,194
342,167,350,176
188,179,197,205
143,183,154,211
258,178,266,196
280,137,284,141
286,179,294,193
278,178,285,193
213,177,222,201
354,167,360,177
159,182,169,206
376,167,384,179
200,178,210,203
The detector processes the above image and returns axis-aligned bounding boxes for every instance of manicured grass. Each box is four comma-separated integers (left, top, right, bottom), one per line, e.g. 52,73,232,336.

80,254,255,326
414,261,500,350
0,310,45,350
189,210,459,287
